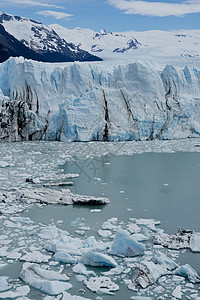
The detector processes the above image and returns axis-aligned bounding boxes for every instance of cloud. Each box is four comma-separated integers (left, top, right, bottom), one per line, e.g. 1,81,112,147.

108,0,200,17
36,10,73,19
7,0,64,9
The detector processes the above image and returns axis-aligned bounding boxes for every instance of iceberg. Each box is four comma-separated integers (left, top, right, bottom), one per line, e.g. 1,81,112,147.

81,251,118,268
19,263,72,295
110,229,145,257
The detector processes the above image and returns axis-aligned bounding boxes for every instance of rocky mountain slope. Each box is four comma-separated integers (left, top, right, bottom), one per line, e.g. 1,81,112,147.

0,12,102,63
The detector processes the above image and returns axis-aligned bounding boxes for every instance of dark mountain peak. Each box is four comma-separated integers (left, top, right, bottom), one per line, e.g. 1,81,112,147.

0,12,102,63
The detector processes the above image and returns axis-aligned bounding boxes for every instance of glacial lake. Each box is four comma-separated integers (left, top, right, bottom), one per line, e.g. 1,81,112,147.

1,139,200,299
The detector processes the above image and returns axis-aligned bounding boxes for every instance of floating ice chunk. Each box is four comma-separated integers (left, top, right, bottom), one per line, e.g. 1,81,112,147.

127,223,140,234
70,218,85,227
85,276,119,295
131,234,149,242
98,230,112,238
75,231,85,236
101,222,115,230
72,263,95,276
172,285,182,299
38,225,69,240
62,292,91,300
13,188,110,206
135,218,160,231
0,162,10,168
130,297,152,300
10,217,33,224
0,286,30,299
173,264,200,283
20,251,51,263
102,265,124,276
154,251,178,270
27,264,70,281
0,277,10,292
90,209,101,213
107,218,118,223
189,232,200,252
132,261,168,288
155,228,200,252
43,182,73,187
110,229,145,257
81,251,118,268
153,286,164,294
76,275,87,283
19,264,72,295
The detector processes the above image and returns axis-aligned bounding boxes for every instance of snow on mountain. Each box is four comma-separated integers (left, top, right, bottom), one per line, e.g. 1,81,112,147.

0,57,200,142
0,12,102,63
50,24,200,60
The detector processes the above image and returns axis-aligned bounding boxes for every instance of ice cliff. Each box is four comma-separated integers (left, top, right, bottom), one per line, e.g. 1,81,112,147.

0,57,200,142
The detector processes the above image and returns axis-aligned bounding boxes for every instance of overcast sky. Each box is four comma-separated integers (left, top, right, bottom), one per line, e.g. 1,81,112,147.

0,0,200,32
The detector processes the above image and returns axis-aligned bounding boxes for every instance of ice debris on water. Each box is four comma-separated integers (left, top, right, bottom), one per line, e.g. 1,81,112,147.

84,276,119,295
19,263,72,295
155,228,200,252
0,197,200,299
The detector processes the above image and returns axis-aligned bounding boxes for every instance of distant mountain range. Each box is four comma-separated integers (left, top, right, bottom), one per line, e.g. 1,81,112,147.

50,25,200,60
0,11,199,64
0,12,102,63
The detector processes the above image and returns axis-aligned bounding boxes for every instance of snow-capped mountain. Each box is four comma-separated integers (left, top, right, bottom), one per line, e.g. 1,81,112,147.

50,24,200,60
0,12,102,63
0,57,200,142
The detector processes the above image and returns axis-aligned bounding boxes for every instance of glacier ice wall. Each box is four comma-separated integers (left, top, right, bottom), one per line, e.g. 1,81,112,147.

0,57,200,142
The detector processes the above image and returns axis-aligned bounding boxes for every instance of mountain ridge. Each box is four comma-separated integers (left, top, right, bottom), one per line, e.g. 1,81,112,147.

0,12,102,63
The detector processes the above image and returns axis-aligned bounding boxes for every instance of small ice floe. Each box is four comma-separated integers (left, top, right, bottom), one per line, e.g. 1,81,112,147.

20,251,51,263
155,228,200,252
0,162,10,168
75,231,85,236
0,276,10,292
135,218,161,231
40,173,79,182
173,264,200,283
127,223,141,234
70,218,85,227
90,209,101,213
43,182,74,187
81,251,118,268
131,234,149,242
84,276,119,295
98,229,112,238
72,263,95,276
101,221,115,230
53,252,79,264
102,265,124,276
15,188,110,206
130,297,152,300
0,286,30,299
62,291,91,300
10,217,33,224
154,251,178,270
19,263,72,295
172,285,182,299
110,229,145,257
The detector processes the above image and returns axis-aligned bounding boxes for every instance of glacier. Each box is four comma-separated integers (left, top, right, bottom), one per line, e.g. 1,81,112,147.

0,57,200,142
